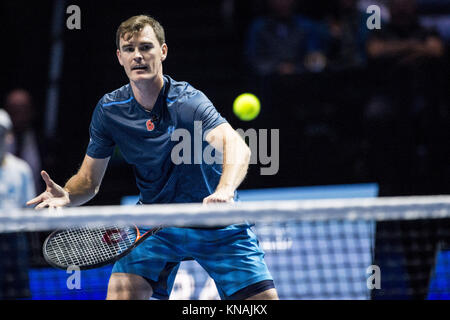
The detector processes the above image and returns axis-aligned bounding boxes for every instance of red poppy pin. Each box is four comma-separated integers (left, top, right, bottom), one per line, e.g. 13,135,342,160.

146,119,155,131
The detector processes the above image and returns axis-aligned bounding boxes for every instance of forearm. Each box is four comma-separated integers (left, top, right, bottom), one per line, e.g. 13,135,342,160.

64,173,100,207
215,137,251,194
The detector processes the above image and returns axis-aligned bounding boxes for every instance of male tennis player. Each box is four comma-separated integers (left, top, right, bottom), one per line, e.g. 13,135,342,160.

28,15,278,300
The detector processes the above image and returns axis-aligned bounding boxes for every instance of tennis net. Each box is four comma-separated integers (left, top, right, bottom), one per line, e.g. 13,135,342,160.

0,195,449,300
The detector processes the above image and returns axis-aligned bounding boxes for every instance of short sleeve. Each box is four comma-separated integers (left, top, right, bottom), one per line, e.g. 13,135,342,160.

86,101,115,158
194,100,227,133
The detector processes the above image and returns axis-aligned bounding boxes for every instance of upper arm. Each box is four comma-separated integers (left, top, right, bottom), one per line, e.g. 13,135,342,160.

205,123,249,155
78,154,110,188
186,91,248,155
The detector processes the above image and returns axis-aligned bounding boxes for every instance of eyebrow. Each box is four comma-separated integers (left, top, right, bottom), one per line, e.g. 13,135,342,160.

121,41,154,50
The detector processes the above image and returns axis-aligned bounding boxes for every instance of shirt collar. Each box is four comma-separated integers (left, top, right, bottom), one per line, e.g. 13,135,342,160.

129,76,168,116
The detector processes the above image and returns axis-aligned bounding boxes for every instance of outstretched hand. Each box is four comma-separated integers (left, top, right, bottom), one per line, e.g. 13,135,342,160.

26,170,70,209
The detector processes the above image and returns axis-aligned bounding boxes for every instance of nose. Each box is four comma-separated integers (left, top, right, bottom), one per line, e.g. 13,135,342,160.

133,48,143,61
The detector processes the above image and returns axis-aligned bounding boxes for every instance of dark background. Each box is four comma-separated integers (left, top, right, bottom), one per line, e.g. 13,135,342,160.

1,0,449,205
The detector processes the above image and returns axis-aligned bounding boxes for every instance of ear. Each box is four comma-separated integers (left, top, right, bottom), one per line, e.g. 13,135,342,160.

161,43,168,62
116,49,124,66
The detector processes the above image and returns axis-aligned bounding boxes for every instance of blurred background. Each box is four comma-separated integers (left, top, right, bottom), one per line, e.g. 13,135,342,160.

1,0,449,204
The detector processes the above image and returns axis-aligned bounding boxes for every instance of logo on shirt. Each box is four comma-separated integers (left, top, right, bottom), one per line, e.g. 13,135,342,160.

146,119,155,131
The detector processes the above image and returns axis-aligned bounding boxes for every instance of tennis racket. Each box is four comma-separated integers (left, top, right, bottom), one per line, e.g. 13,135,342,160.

43,225,162,270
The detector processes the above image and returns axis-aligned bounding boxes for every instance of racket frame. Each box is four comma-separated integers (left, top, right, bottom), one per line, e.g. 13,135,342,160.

42,225,161,270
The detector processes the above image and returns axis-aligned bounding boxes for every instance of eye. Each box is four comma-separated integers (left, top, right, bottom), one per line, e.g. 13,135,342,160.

123,47,134,52
140,44,153,51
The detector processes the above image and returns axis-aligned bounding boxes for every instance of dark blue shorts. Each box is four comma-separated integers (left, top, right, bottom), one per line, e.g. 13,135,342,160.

111,224,274,299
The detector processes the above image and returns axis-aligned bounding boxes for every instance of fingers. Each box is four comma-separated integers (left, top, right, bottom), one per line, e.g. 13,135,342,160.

34,199,64,210
26,194,45,206
26,192,59,209
203,196,222,204
202,197,213,204
35,200,50,210
203,195,234,204
41,170,55,188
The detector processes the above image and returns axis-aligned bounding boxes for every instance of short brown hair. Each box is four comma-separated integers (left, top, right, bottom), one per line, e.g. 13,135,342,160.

116,15,165,49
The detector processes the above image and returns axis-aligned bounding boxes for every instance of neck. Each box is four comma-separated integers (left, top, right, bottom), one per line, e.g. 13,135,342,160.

130,75,164,111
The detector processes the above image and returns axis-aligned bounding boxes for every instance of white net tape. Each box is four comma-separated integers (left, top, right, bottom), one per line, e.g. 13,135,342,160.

1,195,450,232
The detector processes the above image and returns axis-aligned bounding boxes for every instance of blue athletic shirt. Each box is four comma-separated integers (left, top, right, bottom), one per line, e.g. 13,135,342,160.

86,75,228,204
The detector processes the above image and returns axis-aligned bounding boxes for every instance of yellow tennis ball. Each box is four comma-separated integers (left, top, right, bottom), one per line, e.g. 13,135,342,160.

233,93,261,121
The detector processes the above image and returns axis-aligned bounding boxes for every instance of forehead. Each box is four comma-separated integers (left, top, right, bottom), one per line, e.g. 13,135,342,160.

120,25,158,46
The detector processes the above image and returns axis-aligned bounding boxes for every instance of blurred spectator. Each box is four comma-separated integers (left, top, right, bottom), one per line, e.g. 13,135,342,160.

365,0,445,136
364,0,446,195
0,109,36,208
4,89,43,193
0,109,34,299
244,0,328,75
366,0,444,65
325,0,370,70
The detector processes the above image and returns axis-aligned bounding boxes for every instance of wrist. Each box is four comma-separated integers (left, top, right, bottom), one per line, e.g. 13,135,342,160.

63,187,72,204
215,185,235,196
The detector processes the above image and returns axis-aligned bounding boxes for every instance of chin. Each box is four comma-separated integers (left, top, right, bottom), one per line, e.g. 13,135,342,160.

130,73,157,83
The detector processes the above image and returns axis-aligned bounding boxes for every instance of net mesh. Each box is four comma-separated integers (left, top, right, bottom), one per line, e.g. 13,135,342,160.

0,195,449,300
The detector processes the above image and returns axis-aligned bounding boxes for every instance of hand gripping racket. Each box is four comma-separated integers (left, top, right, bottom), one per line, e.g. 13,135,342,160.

43,225,162,270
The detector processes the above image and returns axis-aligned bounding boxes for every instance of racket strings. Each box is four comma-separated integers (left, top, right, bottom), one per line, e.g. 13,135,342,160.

45,226,137,267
